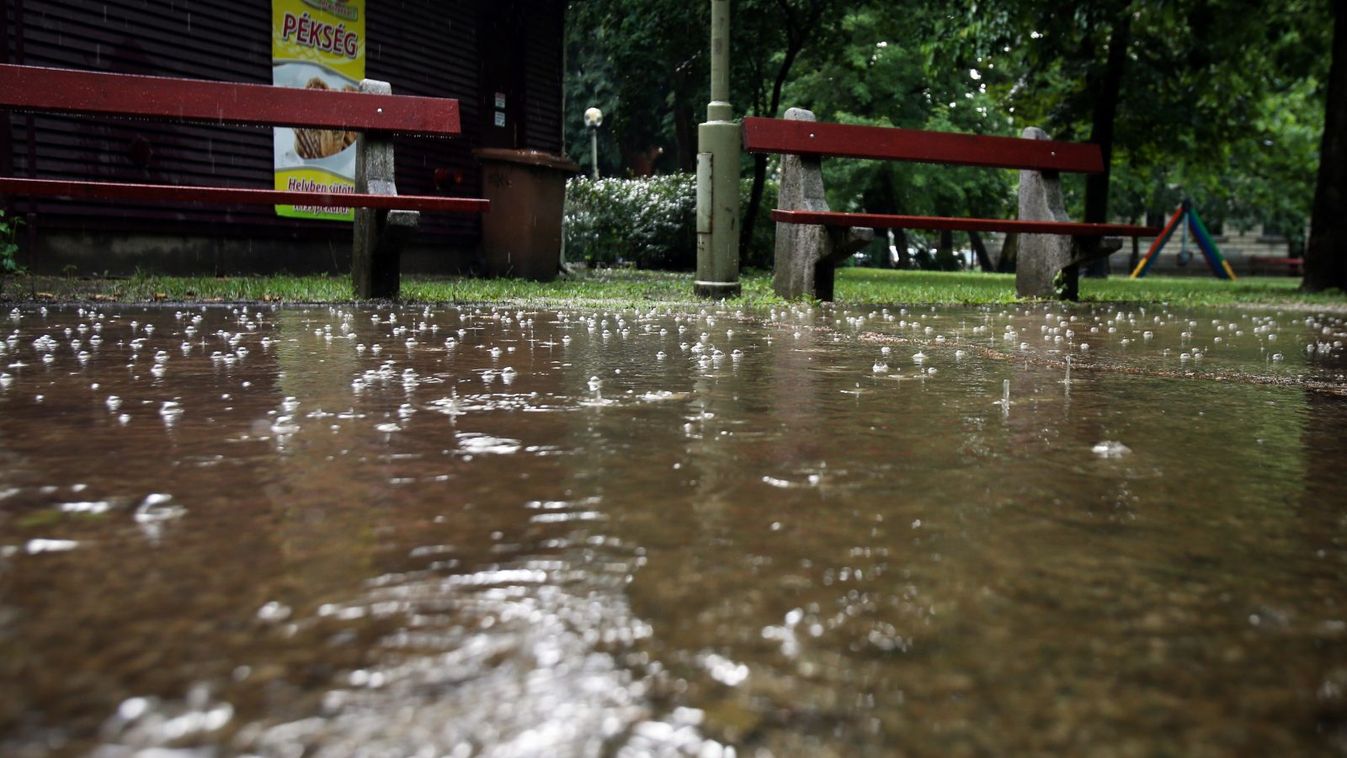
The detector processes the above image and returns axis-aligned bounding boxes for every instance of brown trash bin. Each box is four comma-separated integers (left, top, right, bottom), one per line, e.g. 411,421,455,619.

472,148,581,281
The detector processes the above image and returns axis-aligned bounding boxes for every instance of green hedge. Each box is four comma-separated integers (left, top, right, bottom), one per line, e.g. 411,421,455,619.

565,174,778,270
565,175,695,269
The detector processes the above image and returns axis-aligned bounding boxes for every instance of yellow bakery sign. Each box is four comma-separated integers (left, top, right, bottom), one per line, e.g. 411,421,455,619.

272,0,365,221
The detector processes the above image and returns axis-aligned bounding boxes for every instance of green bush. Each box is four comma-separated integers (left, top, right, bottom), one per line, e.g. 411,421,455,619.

0,210,22,279
565,173,780,271
565,174,697,269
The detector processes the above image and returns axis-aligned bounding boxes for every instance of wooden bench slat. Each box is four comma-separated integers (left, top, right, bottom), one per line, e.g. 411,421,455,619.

0,64,461,135
1249,256,1303,274
772,209,1158,237
0,177,489,214
744,117,1104,173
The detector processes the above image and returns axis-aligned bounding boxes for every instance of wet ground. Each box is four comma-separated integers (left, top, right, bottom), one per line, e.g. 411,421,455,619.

2,301,1346,756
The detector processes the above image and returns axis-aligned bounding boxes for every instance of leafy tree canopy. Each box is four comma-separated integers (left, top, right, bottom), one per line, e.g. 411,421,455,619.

565,0,1332,253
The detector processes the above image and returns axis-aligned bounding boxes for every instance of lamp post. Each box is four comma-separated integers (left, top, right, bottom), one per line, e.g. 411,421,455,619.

583,106,603,180
694,0,740,298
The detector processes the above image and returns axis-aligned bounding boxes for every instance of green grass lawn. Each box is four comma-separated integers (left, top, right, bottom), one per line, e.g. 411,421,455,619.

833,268,1336,307
3,267,1340,309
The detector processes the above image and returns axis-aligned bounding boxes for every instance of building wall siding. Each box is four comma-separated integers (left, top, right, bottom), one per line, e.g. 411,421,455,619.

2,0,565,265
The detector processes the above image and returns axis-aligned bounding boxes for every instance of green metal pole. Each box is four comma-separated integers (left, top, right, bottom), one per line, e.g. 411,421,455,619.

590,126,599,180
695,0,741,298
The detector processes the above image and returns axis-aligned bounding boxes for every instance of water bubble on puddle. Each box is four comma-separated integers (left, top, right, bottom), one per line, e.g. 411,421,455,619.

160,401,184,424
271,416,301,435
456,433,523,455
375,422,401,434
101,688,234,748
60,500,112,515
135,493,185,526
700,652,749,687
256,601,292,623
1092,440,1132,459
639,390,684,403
26,538,79,554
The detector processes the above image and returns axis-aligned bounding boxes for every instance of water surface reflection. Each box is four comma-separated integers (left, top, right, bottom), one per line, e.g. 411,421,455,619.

1,302,1345,755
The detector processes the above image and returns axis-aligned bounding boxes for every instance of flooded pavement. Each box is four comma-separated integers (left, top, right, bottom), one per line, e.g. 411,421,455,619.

2,301,1346,756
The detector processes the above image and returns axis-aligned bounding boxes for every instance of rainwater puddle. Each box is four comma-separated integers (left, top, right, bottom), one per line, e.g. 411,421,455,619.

2,301,1346,755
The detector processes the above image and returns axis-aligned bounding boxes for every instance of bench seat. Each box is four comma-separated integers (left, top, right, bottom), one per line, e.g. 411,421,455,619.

1249,256,1303,276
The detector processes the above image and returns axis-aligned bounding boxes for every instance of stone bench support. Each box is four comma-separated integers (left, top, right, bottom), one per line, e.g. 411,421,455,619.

772,108,874,300
353,78,420,300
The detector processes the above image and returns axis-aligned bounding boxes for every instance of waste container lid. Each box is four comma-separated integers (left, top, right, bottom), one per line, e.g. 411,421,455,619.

472,148,581,173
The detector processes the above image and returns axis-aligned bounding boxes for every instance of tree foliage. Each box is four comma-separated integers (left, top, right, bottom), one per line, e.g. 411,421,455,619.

564,0,1334,277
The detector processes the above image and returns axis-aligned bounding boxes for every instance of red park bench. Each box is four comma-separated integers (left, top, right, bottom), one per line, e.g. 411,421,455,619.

1248,256,1302,276
742,108,1160,300
0,63,489,298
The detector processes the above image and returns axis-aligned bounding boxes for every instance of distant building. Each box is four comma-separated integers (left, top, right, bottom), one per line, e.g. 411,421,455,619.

0,0,566,276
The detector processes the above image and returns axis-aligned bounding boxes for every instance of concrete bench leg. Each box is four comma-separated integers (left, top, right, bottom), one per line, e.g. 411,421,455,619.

773,107,873,300
1015,126,1122,299
1015,126,1076,299
353,78,420,300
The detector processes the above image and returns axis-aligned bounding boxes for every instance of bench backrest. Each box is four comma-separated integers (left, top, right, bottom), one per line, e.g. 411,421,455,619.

0,64,461,136
742,116,1103,174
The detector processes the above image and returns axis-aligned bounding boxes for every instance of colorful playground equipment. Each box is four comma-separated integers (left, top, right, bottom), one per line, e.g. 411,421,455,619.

1130,199,1237,280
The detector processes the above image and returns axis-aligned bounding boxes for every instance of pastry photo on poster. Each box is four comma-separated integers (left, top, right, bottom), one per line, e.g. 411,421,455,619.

272,0,366,221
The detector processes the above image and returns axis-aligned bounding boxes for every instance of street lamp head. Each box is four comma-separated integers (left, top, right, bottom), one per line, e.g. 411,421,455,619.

583,107,603,128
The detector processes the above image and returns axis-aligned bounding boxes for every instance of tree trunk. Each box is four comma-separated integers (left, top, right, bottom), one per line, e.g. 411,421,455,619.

997,233,1017,273
969,231,994,272
863,181,900,268
894,227,910,268
740,5,824,255
742,152,770,260
1078,11,1133,284
937,228,955,269
672,91,698,172
1303,0,1347,293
